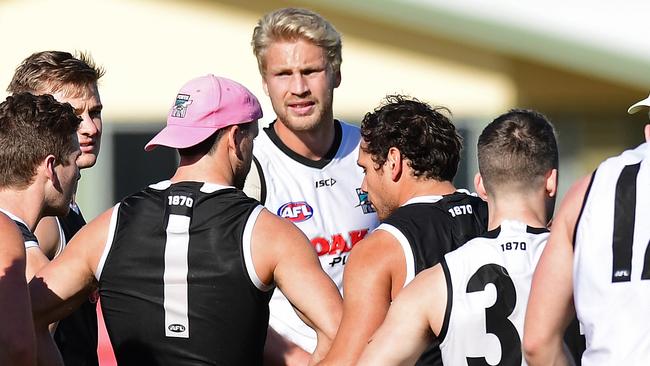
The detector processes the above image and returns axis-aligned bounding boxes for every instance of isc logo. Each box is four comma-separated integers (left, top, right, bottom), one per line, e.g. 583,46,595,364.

278,202,314,222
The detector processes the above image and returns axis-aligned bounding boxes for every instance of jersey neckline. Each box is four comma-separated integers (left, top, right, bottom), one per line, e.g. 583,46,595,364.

482,219,549,238
263,119,343,169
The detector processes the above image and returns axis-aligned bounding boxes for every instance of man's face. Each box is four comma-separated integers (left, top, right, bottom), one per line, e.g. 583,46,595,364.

47,136,81,216
357,142,395,221
52,84,103,169
261,38,340,132
233,121,259,190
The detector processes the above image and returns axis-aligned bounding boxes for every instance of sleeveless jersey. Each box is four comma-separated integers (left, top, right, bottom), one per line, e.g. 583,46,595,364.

0,208,39,249
378,192,488,365
96,181,273,365
243,120,379,351
53,206,100,366
573,142,650,366
439,220,548,366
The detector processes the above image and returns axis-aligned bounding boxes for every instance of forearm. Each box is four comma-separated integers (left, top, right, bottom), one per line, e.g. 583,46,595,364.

264,327,311,366
309,330,333,366
524,337,569,366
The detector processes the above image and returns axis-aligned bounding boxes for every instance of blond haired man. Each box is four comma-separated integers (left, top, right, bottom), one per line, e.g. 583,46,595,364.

245,7,379,365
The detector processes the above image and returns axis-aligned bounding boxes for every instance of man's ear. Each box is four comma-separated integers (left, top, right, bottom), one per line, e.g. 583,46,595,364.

386,147,402,181
44,154,58,185
545,168,558,198
474,172,488,200
333,68,341,89
228,125,245,158
644,124,650,142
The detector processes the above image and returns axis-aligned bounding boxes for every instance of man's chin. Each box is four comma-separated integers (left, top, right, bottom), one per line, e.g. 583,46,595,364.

77,154,98,169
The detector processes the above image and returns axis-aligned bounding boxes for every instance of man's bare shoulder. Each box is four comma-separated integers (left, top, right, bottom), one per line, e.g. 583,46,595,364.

347,229,403,270
254,208,309,243
344,228,407,298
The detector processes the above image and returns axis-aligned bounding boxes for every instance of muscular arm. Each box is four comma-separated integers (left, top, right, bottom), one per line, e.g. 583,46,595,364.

26,246,52,281
252,210,342,365
317,230,405,366
0,215,36,366
524,175,591,366
358,264,447,366
30,207,112,366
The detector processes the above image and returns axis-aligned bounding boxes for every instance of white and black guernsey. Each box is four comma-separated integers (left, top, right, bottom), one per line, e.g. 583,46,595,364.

439,220,549,366
54,207,100,366
378,191,488,366
96,181,273,366
574,142,650,365
244,120,379,351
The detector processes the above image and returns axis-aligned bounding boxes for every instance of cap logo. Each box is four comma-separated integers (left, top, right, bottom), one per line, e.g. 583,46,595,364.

171,94,193,118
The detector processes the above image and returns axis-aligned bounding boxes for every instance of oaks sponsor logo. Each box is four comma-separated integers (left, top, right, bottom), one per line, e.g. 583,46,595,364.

311,228,370,267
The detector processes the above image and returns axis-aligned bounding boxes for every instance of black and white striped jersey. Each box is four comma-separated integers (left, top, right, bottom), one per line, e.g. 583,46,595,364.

96,181,273,366
574,142,650,366
378,191,488,366
439,220,548,366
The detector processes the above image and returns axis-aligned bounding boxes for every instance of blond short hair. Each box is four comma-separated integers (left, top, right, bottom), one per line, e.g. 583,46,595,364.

252,8,342,75
7,51,104,99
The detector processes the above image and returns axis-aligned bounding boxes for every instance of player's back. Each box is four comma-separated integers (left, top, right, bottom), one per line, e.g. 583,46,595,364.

574,142,650,366
97,181,272,366
440,220,548,366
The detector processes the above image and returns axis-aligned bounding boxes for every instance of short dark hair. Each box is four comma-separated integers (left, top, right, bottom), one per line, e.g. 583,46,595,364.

0,93,81,189
7,51,104,98
478,109,558,193
360,95,462,181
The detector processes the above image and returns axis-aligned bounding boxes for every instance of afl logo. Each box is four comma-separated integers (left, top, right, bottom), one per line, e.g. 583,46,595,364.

168,324,186,333
278,201,314,222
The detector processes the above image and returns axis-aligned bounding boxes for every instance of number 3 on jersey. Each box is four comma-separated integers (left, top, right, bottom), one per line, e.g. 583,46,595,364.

466,264,521,366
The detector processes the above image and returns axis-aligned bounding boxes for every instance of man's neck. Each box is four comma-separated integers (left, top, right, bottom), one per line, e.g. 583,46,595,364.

273,118,336,160
398,179,457,206
487,191,548,231
0,188,44,231
170,153,233,187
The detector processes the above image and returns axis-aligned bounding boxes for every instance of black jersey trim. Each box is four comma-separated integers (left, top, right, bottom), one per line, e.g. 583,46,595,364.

480,226,501,239
252,156,267,205
14,220,38,244
611,163,641,282
572,170,597,250
526,226,550,234
263,119,342,169
438,258,453,342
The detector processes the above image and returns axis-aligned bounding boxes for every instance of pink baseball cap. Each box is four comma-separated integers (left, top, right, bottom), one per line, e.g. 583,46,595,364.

145,74,262,151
